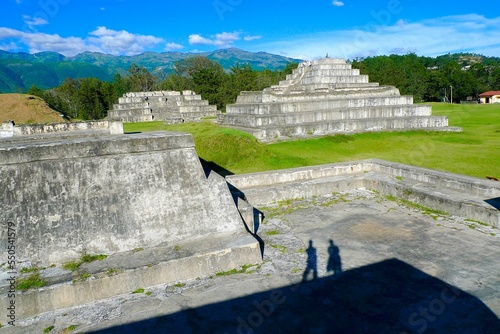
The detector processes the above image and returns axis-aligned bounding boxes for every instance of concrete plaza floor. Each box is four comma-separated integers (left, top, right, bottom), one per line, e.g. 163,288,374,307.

5,189,500,333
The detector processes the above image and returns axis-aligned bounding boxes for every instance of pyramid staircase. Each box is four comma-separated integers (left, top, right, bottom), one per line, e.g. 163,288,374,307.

109,90,219,123
218,58,461,141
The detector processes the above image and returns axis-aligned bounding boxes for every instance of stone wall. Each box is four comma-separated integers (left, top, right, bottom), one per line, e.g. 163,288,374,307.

0,131,246,265
226,159,500,227
0,120,123,138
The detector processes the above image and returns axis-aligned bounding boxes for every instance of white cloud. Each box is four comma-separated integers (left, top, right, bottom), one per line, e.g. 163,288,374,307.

87,26,164,55
0,26,165,56
189,31,240,47
244,35,262,41
166,42,184,51
189,34,214,45
332,1,344,7
251,14,500,60
0,41,21,51
22,15,49,30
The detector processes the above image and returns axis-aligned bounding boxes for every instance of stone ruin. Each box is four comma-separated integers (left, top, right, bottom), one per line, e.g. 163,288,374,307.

218,58,461,141
0,121,260,320
108,90,219,123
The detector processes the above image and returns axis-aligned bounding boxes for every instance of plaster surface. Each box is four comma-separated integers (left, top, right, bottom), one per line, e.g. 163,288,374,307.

5,189,499,333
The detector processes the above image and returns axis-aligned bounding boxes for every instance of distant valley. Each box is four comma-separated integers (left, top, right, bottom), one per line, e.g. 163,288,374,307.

0,48,302,93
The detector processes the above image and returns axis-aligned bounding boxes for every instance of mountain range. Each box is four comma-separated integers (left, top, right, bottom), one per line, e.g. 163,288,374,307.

0,48,303,93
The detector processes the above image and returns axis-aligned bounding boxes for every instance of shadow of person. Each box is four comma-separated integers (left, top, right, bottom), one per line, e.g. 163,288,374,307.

326,239,342,276
302,240,318,281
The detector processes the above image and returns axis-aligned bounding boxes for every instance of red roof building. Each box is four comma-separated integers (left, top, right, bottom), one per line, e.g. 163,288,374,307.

479,91,500,104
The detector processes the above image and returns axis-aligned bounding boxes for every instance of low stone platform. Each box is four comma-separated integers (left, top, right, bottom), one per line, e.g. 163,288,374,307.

0,127,261,323
4,187,499,333
0,232,260,321
227,159,500,228
108,91,219,123
218,58,461,141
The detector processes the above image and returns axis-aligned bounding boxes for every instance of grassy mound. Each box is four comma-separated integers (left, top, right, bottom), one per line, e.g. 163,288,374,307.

0,93,66,124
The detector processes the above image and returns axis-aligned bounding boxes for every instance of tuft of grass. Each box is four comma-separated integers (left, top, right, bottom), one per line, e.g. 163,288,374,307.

215,264,256,277
64,325,77,332
132,288,145,294
173,245,182,251
106,268,123,276
63,253,107,272
132,247,144,253
464,218,490,227
395,176,403,181
62,261,80,272
44,325,55,333
270,244,288,253
265,230,281,236
73,272,91,283
81,254,107,263
16,272,47,290
19,267,39,274
174,282,186,288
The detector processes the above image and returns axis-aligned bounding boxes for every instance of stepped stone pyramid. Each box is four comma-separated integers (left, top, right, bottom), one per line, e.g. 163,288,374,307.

109,90,219,123
218,58,460,141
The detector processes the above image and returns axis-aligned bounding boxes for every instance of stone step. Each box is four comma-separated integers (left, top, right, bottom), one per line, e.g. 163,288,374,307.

261,84,397,99
302,68,362,78
108,108,152,118
293,64,352,73
227,96,417,114
114,102,150,110
301,74,370,85
221,105,434,127
297,82,381,91
221,116,452,141
179,105,218,113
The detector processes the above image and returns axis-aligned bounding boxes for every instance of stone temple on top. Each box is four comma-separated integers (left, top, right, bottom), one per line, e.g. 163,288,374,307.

218,58,460,141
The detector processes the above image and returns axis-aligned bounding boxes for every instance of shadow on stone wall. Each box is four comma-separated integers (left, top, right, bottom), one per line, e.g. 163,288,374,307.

200,158,234,178
89,258,500,334
485,197,500,211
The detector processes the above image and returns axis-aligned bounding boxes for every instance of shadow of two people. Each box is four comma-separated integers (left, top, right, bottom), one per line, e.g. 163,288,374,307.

302,239,342,281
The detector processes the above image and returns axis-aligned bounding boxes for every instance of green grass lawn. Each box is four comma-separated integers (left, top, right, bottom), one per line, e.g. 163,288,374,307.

123,103,500,179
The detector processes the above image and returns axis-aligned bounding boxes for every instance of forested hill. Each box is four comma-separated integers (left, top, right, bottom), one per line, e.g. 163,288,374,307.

0,48,302,93
352,53,500,103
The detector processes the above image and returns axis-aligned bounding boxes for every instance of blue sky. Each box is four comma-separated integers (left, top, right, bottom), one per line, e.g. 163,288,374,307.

0,0,499,60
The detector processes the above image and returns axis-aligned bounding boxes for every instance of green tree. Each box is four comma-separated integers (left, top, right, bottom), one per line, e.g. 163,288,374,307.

125,64,157,92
